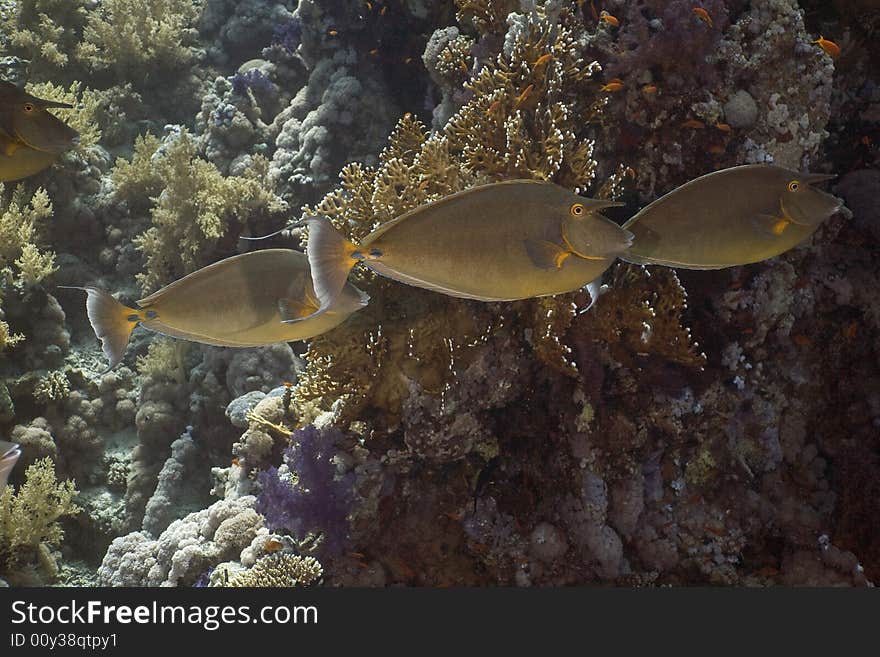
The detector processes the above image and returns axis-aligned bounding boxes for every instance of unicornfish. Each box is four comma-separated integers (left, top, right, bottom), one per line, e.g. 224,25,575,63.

303,179,633,312
0,80,79,182
621,164,843,269
0,440,21,489
63,249,369,371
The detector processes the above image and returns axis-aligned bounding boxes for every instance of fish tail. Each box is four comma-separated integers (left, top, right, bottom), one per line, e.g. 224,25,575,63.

59,286,142,372
304,217,361,314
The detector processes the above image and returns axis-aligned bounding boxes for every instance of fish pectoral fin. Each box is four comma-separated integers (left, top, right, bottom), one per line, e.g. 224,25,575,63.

278,297,320,322
1,138,20,157
751,213,790,236
524,240,572,270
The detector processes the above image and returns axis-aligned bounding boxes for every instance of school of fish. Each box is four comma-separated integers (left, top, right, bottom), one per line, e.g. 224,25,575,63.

0,76,845,487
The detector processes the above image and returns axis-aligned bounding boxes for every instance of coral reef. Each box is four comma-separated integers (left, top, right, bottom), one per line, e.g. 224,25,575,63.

0,0,875,589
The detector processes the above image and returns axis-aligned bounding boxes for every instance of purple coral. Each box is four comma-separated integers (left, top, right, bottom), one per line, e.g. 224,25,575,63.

271,17,302,54
256,425,355,556
231,68,274,97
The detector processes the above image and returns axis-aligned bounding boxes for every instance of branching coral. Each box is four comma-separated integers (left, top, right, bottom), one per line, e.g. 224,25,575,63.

0,0,88,74
224,552,323,588
33,370,70,404
291,7,702,426
116,130,286,291
0,457,80,572
0,185,56,287
78,0,200,80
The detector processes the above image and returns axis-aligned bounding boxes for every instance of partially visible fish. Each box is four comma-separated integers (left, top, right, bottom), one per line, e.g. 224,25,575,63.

621,165,842,269
0,440,21,489
63,249,369,371
0,80,79,154
302,179,633,312
0,143,59,182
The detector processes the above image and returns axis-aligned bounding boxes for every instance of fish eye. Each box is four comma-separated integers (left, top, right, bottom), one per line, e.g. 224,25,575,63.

570,203,585,217
788,180,800,192
22,103,34,113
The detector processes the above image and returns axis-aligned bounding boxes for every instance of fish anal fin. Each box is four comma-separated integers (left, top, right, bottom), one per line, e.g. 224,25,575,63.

525,239,572,270
278,297,319,322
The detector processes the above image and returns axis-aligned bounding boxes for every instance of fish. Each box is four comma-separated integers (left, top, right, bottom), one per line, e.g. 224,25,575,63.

681,119,706,129
621,165,843,270
514,84,534,109
0,440,21,490
63,249,369,371
0,80,79,154
302,179,633,311
692,7,714,27
642,84,658,94
0,144,60,182
814,36,841,59
600,12,620,27
532,53,553,68
601,79,624,92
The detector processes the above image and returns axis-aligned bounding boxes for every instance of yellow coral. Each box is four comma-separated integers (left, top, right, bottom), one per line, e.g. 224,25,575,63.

78,0,199,78
292,7,704,428
224,553,323,588
0,184,56,287
123,131,285,291
0,0,88,73
0,457,80,572
33,370,70,404
0,317,24,354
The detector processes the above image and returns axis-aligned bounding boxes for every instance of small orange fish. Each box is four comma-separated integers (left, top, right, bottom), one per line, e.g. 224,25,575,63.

601,78,624,92
715,122,732,133
600,11,619,27
365,1,372,10
380,5,387,16
533,53,552,68
692,7,713,27
642,84,658,94
327,29,338,37
514,84,534,108
681,119,706,129
231,457,240,466
369,48,379,57
486,100,502,115
264,538,284,553
814,36,840,59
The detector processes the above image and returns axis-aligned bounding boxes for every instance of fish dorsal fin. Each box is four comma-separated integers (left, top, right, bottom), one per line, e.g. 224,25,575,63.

278,297,320,322
362,180,572,245
524,239,573,270
137,249,301,307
